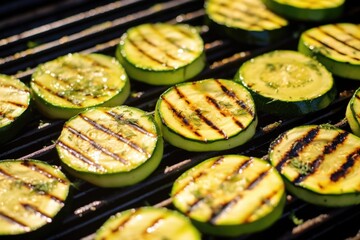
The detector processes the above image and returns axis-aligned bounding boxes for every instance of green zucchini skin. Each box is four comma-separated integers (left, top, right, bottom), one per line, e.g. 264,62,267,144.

56,106,163,188
346,87,360,136
95,207,201,240
205,0,289,46
171,154,286,237
269,125,360,207
116,23,206,85
31,53,130,119
155,79,257,152
298,23,360,80
0,159,71,239
261,0,345,22
234,50,336,117
0,74,32,144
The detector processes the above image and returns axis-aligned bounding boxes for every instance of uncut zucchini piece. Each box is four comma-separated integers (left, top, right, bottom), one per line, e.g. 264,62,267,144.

56,105,163,188
95,207,201,240
234,50,336,117
154,79,257,152
269,124,360,207
205,0,289,46
172,154,286,237
346,87,360,136
116,23,206,85
298,23,360,80
262,0,345,22
0,74,31,143
0,159,71,238
31,53,130,119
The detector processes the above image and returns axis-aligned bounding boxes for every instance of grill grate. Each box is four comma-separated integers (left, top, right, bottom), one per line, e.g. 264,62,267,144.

1,0,360,239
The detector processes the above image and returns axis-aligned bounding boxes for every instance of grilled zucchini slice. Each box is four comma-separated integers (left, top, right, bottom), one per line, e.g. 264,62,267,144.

31,53,130,119
298,23,360,80
154,79,257,152
205,0,289,46
171,154,286,237
262,0,345,22
0,159,71,238
95,207,201,240
234,50,336,117
116,23,206,85
56,105,163,188
0,74,31,143
269,124,360,207
346,87,360,136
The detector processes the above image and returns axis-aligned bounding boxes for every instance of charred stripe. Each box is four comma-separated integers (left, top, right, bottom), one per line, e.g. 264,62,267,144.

111,209,139,233
330,148,360,182
317,27,360,52
212,10,262,30
21,203,52,223
334,24,360,42
81,55,110,69
0,211,30,230
0,100,28,108
21,160,67,184
0,84,30,93
142,216,164,235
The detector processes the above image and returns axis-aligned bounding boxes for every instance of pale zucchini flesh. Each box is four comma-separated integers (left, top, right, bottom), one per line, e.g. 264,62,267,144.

155,79,257,152
31,53,130,119
116,23,206,85
0,159,70,236
56,106,163,187
205,0,289,46
298,23,360,80
95,207,201,240
235,50,336,116
269,125,360,207
172,154,286,237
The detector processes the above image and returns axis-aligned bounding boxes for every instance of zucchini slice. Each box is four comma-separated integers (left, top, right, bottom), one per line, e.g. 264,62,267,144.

171,154,286,237
0,74,31,143
154,79,257,152
56,105,163,188
0,159,71,237
346,87,360,136
234,50,336,117
116,23,206,85
298,23,360,80
95,207,201,240
205,0,289,46
31,53,130,119
262,0,345,22
269,124,360,207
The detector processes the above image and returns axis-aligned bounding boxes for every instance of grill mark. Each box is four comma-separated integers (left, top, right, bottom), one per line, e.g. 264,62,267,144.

21,160,67,184
212,10,262,29
0,211,30,230
334,24,360,42
330,149,360,182
0,168,65,204
161,95,203,139
65,126,128,165
0,100,28,108
293,131,349,184
106,111,156,137
57,141,105,171
317,27,360,52
80,114,149,157
275,127,320,171
215,79,254,117
127,37,174,69
206,95,245,129
304,33,360,61
21,203,52,223
0,84,30,94
111,209,139,233
142,216,164,235
81,55,110,69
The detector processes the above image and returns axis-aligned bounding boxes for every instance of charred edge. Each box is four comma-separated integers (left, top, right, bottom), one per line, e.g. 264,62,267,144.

161,95,202,138
32,80,82,106
106,111,156,137
0,211,30,230
330,149,360,182
292,131,349,184
80,114,148,156
206,95,245,129
173,156,224,197
65,126,128,165
276,127,320,171
317,27,360,52
0,168,65,204
216,79,254,116
21,160,67,184
142,216,164,236
334,24,360,42
21,203,53,223
57,141,104,171
305,33,360,61
111,209,139,233
127,37,174,69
